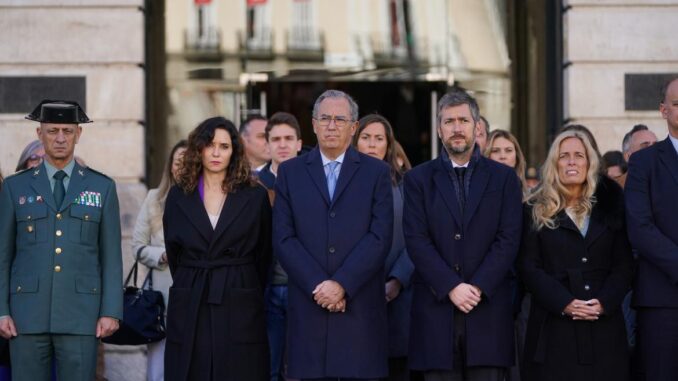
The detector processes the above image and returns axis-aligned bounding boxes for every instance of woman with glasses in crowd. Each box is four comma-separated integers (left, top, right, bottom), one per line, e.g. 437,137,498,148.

519,129,633,381
132,139,187,381
15,140,44,171
163,117,271,381
354,114,415,381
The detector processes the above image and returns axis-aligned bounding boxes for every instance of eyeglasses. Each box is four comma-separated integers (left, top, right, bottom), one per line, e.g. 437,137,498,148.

314,115,353,128
28,154,44,162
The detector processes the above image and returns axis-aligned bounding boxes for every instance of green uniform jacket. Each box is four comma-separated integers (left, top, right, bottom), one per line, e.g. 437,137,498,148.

0,162,123,335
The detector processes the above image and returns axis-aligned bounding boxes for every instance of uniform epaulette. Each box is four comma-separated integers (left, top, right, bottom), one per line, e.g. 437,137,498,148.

3,166,34,181
83,166,113,180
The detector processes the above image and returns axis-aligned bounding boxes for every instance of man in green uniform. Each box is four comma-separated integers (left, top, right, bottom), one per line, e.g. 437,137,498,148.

0,100,123,381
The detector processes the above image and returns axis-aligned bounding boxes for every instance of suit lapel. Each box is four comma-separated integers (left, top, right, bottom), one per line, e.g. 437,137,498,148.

209,188,251,253
29,163,58,212
331,146,360,205
432,158,463,226
584,208,607,247
60,162,88,212
305,148,331,206
463,158,490,226
658,138,678,186
556,210,582,235
177,190,213,244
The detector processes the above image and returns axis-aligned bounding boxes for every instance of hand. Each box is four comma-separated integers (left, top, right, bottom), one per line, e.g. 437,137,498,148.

313,280,345,308
327,299,346,313
0,316,17,339
96,317,120,338
563,299,602,321
160,253,168,264
385,278,402,302
449,283,482,313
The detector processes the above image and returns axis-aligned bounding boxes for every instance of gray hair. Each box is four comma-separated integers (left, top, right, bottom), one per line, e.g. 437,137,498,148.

16,139,44,172
437,88,481,126
312,90,359,121
621,124,649,154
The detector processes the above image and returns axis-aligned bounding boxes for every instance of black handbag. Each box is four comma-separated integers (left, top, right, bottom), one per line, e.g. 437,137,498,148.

102,247,166,345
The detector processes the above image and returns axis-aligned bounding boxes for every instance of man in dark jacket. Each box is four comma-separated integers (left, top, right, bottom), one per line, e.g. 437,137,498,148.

404,89,523,381
625,77,678,381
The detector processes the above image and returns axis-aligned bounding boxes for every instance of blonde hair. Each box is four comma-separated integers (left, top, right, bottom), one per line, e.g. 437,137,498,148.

526,130,600,230
483,129,528,197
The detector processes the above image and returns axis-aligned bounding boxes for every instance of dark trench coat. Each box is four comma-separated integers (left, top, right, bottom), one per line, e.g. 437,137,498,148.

163,184,272,381
519,176,633,381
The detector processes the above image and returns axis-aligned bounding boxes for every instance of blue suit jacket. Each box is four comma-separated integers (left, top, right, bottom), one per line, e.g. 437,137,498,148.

625,137,678,307
404,153,523,370
273,146,393,379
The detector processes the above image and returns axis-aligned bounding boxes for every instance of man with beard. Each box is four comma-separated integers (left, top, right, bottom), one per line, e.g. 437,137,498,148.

404,88,523,381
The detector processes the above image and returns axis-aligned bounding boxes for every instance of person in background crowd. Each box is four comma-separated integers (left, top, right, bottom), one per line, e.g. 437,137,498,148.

273,90,393,380
240,115,271,171
15,140,45,172
256,111,302,381
484,129,528,197
163,117,271,381
602,150,627,188
622,124,657,163
519,129,633,381
525,167,539,190
0,100,123,381
354,114,414,381
475,116,490,152
625,77,678,381
483,128,530,381
394,141,412,171
405,89,523,381
132,139,187,381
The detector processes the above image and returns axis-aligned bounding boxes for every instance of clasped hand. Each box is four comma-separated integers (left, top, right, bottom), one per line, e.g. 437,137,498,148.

563,299,604,320
449,283,482,313
313,280,346,313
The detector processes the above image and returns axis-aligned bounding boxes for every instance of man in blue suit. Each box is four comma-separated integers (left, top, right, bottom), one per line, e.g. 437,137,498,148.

404,89,523,381
625,77,678,381
273,90,393,380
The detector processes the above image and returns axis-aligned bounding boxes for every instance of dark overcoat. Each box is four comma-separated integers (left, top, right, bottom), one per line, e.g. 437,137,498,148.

519,176,633,381
163,184,272,381
403,153,523,370
273,146,394,379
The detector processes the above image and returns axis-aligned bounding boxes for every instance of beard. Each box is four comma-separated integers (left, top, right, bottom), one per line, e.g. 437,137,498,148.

444,135,474,155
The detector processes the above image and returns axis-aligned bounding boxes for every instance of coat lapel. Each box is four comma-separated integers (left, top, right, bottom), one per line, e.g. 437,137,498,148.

584,209,607,247
556,210,583,235
331,146,360,205
209,188,251,253
29,163,57,212
177,190,213,244
464,158,490,226
305,147,331,205
658,138,678,186
60,162,88,212
432,158,463,226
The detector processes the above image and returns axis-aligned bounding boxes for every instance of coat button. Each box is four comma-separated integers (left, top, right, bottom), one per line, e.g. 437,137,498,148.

55,248,62,255
329,246,336,253
56,230,62,237
330,211,336,218
581,257,588,263
54,265,62,272
84,214,89,221
454,233,462,240
92,288,97,292
27,215,32,220
16,286,21,293
584,284,590,291
56,213,62,220
454,264,461,273
26,225,34,233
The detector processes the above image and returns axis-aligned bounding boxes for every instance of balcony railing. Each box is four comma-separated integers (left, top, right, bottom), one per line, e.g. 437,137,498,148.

238,28,274,60
184,26,223,62
286,27,324,61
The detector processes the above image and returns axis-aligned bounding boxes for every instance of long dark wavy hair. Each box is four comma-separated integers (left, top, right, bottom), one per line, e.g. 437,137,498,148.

353,114,405,185
177,117,253,194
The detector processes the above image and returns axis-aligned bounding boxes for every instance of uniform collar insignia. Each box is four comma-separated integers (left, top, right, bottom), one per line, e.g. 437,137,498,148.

33,169,40,176
78,169,84,176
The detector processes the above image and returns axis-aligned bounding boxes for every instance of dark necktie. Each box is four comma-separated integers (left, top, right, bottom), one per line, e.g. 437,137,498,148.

454,167,466,211
53,170,67,207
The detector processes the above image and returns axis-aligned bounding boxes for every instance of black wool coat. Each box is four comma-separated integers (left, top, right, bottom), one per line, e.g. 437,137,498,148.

163,184,272,381
519,176,633,381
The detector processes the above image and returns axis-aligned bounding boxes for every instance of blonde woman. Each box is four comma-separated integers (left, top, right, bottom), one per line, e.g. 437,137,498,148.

518,130,633,380
132,139,187,381
484,129,528,197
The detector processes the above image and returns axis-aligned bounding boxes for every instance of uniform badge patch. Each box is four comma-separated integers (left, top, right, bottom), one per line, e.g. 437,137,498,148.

76,191,102,208
19,196,26,205
36,195,44,203
27,196,34,204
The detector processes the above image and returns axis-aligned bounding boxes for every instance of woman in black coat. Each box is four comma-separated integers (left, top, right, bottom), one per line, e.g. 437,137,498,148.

163,117,271,381
519,130,633,381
